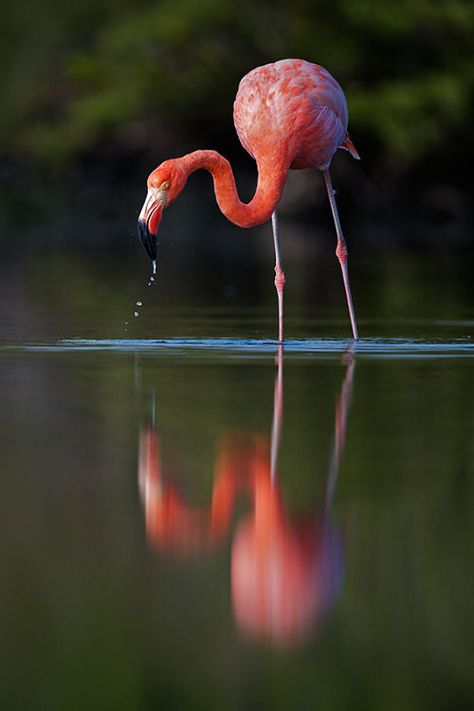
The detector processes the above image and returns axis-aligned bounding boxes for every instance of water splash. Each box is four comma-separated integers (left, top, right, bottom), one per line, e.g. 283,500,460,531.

147,260,157,287
124,262,156,331
124,300,145,330
133,300,144,319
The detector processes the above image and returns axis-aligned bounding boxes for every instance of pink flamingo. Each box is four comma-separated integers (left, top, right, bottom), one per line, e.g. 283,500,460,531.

138,348,353,646
138,59,360,341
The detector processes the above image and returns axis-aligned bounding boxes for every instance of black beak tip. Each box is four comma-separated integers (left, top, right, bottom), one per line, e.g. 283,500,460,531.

137,219,157,261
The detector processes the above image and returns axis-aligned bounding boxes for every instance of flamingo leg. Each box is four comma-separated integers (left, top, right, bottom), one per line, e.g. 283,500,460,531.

270,344,284,482
271,211,286,342
322,169,359,341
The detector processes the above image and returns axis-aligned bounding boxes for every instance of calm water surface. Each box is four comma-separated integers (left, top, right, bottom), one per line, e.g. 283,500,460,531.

1,327,474,707
1,249,474,709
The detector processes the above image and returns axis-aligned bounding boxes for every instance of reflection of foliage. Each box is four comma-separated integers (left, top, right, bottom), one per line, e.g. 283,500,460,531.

1,0,473,167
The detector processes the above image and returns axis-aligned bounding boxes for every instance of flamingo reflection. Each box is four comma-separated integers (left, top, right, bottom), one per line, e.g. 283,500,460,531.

138,349,354,646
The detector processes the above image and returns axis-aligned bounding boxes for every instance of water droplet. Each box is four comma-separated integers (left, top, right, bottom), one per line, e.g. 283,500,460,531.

152,260,157,275
136,301,143,307
134,311,140,318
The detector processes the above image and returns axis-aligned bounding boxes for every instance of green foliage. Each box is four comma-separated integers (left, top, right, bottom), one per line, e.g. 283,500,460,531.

1,0,473,168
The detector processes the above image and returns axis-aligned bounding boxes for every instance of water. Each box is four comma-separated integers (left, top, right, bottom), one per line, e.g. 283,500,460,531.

21,335,474,358
147,261,157,287
1,249,473,708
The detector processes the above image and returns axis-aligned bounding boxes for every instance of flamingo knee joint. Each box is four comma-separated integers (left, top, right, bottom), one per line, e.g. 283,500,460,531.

274,265,286,293
336,243,348,264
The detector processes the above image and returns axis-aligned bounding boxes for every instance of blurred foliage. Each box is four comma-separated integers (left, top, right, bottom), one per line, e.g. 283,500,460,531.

0,0,473,170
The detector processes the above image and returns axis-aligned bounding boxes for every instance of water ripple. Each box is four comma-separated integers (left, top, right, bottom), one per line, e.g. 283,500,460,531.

15,337,474,359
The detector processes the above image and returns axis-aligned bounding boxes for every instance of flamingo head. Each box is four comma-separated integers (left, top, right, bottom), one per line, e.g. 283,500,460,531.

137,159,187,261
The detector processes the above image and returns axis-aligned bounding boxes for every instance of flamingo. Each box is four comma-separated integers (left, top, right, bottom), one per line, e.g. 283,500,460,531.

138,348,354,646
137,58,360,341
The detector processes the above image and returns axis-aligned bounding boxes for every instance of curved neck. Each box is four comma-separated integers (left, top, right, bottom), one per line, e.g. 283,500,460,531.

181,150,288,228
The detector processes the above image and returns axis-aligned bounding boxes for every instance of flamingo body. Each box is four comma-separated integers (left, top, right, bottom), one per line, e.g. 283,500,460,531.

234,59,352,171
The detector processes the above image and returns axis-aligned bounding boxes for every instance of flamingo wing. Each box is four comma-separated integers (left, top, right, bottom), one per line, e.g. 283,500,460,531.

233,59,349,171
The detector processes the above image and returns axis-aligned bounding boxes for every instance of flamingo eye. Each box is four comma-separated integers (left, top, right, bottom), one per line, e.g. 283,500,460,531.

160,181,169,190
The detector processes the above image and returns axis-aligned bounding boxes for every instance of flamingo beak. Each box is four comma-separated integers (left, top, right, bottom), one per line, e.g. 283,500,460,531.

137,188,166,261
